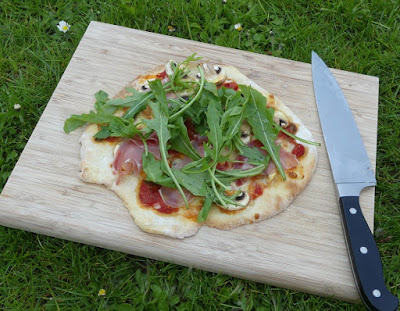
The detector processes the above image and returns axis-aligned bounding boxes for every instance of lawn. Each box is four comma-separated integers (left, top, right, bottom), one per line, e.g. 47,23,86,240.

1,0,399,310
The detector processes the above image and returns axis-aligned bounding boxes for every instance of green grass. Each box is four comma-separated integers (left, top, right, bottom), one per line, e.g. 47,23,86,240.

1,0,399,309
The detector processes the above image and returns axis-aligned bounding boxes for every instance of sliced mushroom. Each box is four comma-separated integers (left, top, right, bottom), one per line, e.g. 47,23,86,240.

166,60,176,76
240,131,251,144
224,191,250,210
214,65,222,74
273,111,289,128
141,85,150,91
210,75,226,85
202,63,210,73
240,122,251,143
240,122,251,133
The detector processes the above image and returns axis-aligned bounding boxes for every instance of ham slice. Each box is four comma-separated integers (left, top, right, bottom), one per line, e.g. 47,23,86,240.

190,134,208,157
265,148,299,175
233,155,255,171
171,155,193,169
192,140,205,157
112,134,161,184
247,139,298,175
247,140,268,156
159,187,194,208
280,147,299,169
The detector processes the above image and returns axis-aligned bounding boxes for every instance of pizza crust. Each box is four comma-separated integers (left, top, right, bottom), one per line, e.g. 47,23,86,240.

79,124,117,187
78,60,318,238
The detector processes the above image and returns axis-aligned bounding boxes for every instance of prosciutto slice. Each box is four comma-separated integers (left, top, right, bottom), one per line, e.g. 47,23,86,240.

265,148,299,175
112,134,161,184
159,187,194,208
232,155,255,171
170,155,193,169
280,148,299,169
247,139,298,175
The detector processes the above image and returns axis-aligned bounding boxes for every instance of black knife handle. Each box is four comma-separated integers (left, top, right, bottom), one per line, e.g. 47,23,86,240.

339,196,399,311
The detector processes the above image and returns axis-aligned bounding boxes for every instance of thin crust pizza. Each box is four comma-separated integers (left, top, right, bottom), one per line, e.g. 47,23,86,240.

64,54,318,239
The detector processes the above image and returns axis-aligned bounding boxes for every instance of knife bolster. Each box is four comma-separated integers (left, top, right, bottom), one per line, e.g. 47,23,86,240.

336,182,375,198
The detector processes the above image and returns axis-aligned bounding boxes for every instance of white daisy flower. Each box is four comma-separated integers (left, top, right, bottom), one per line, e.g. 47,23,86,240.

234,23,242,31
14,104,21,110
57,20,71,33
168,25,176,32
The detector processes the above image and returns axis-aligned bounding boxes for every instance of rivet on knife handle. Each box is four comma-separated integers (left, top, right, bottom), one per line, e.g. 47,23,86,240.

339,196,399,311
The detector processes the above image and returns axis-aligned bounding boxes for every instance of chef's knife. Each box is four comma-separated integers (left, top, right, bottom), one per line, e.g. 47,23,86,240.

311,51,399,311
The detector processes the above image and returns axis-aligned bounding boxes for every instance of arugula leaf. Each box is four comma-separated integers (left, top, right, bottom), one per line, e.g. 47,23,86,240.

142,153,175,188
105,90,144,108
123,92,153,119
94,89,149,116
64,88,149,135
63,112,128,134
112,118,139,137
64,117,86,133
216,164,267,179
182,53,202,65
94,90,110,113
181,156,213,174
220,106,241,129
169,117,201,160
225,91,244,111
206,100,225,161
203,81,219,98
197,194,214,223
93,126,111,139
240,145,269,163
241,85,285,179
91,118,139,139
171,169,208,196
149,80,168,114
222,106,244,142
218,86,236,99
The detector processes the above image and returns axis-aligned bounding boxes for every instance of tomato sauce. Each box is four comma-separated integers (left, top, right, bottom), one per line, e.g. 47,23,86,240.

222,81,239,91
156,70,168,79
216,161,232,171
249,182,263,200
235,177,248,187
292,143,305,158
138,181,179,214
103,136,118,143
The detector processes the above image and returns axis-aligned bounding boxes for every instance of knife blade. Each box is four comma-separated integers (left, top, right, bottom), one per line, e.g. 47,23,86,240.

311,51,398,311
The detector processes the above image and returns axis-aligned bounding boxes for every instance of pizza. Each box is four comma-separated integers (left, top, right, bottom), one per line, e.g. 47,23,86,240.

64,54,318,239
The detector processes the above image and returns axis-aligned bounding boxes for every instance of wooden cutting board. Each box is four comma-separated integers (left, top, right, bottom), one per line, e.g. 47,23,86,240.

0,21,379,303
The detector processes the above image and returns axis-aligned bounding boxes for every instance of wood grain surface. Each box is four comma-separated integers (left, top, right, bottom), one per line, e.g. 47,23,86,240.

0,21,379,303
